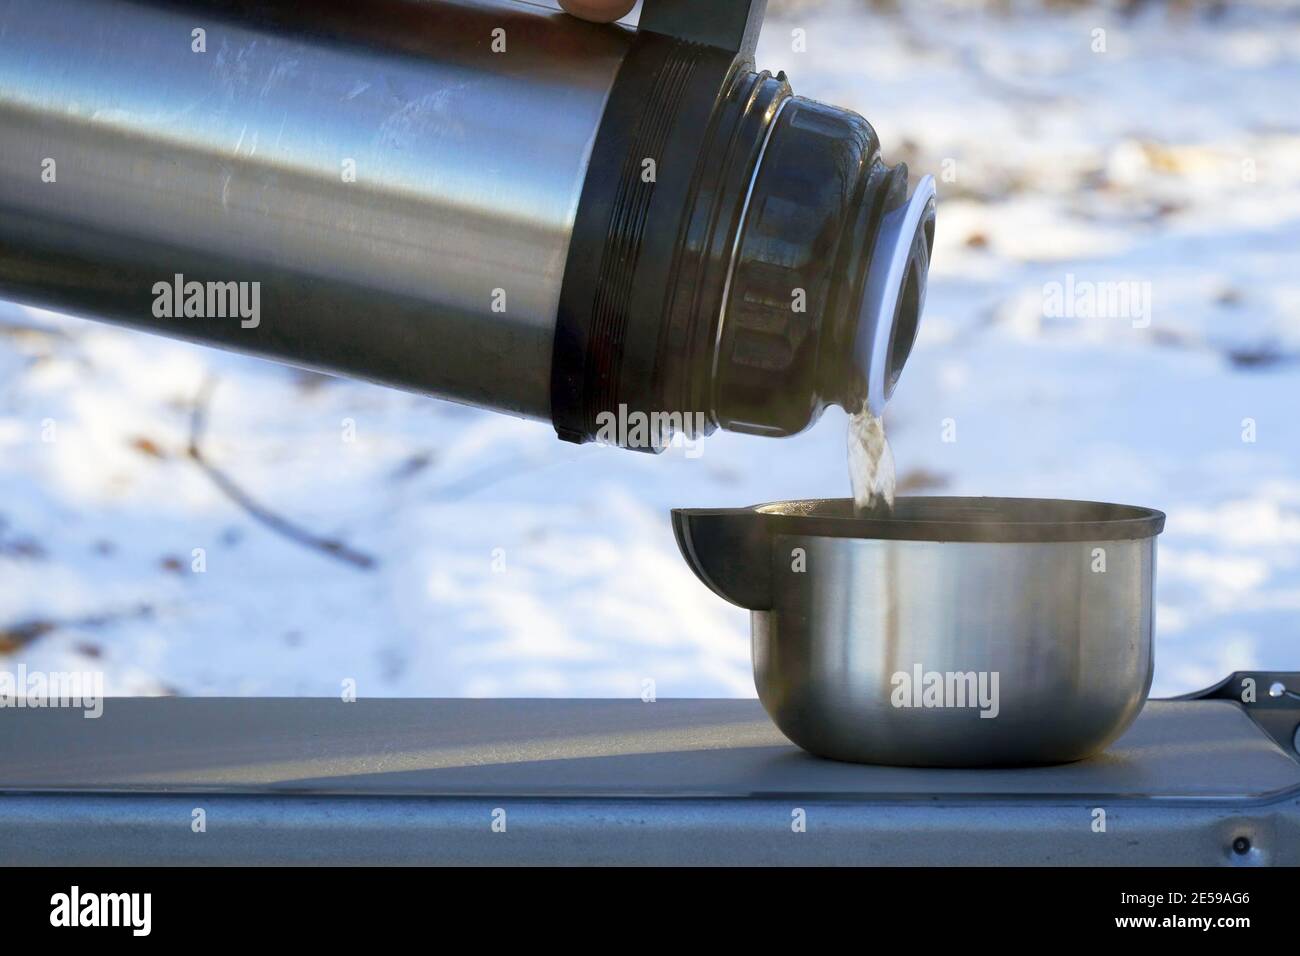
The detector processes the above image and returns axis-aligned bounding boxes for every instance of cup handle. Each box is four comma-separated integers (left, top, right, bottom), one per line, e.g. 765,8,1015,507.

670,507,772,610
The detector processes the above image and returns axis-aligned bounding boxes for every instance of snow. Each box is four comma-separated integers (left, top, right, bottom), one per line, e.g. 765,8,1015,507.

2,0,1297,699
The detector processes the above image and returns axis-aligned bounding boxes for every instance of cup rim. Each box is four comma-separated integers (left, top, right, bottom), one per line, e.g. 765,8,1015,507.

746,495,1165,543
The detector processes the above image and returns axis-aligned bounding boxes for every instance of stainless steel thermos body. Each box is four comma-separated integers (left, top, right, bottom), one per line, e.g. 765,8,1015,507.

0,0,935,449
0,0,628,419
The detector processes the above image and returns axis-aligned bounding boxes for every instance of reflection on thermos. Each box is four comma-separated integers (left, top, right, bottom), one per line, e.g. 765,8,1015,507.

0,0,934,450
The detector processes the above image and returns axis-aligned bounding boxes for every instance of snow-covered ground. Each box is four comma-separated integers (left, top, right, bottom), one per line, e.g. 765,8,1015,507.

2,0,1297,698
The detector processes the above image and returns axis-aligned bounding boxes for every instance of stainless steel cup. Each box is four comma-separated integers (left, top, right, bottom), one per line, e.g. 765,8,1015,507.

673,497,1165,766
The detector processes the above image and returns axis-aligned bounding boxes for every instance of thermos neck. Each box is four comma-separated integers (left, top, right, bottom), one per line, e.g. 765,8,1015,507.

703,88,935,434
551,37,936,450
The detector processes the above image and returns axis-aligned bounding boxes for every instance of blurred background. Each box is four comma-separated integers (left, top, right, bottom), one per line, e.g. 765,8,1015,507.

1,0,1297,698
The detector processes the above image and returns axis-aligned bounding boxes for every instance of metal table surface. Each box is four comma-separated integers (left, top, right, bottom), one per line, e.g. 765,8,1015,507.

2,698,1298,865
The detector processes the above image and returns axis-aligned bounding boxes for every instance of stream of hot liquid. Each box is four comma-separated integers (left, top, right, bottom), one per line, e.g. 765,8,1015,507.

848,406,896,515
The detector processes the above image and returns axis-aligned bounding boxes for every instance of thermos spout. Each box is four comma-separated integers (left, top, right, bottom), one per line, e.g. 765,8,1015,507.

703,98,937,436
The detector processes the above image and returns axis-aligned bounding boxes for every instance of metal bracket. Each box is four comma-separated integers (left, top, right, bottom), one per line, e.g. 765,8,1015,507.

1177,670,1300,758
638,0,767,57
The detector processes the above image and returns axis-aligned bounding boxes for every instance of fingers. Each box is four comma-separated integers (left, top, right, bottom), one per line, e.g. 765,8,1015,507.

558,0,637,23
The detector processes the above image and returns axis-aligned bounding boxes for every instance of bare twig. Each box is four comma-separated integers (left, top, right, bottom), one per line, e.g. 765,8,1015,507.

187,376,377,570
0,604,154,654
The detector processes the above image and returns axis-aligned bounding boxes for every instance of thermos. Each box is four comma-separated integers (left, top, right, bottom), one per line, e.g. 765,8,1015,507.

0,0,935,450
